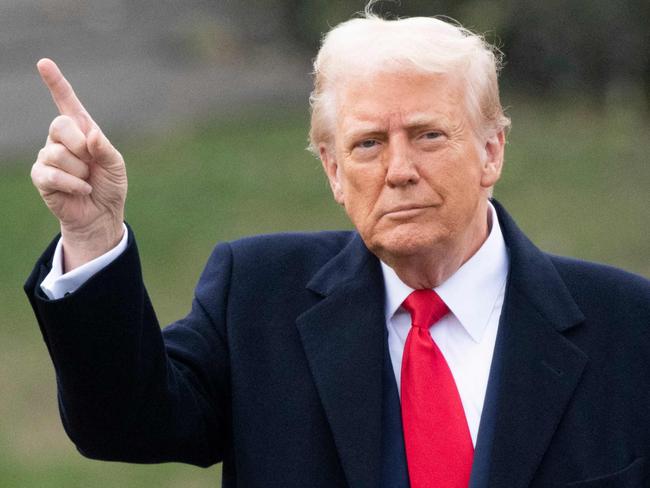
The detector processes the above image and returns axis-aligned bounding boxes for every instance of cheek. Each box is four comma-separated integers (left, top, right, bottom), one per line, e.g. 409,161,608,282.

429,158,484,220
340,166,385,224
444,169,486,228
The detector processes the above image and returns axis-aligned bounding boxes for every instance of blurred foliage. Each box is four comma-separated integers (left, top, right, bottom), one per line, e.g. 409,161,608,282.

278,0,650,109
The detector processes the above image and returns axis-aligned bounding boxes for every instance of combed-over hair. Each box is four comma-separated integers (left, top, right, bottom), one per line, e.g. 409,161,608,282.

308,5,511,155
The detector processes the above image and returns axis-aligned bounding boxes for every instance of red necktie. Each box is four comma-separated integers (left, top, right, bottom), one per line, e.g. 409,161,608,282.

400,289,474,488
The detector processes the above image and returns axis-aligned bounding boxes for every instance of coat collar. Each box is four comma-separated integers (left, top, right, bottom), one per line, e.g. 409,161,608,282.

472,200,588,488
297,233,386,488
492,199,584,331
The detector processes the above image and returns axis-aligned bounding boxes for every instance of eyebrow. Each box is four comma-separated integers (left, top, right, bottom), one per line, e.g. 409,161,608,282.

342,112,451,140
404,112,451,128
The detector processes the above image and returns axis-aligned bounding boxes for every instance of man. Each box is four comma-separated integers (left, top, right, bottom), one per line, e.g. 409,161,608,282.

25,8,650,488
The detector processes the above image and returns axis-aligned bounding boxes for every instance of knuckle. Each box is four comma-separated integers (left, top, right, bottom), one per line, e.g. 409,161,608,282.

30,162,41,182
49,115,72,138
48,116,63,135
46,143,66,162
46,169,60,187
31,169,48,190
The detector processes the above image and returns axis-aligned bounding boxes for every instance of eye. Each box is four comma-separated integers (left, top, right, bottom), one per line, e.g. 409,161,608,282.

357,139,378,149
423,131,443,140
349,137,381,161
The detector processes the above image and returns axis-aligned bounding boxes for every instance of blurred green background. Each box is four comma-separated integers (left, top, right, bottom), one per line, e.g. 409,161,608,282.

1,1,648,487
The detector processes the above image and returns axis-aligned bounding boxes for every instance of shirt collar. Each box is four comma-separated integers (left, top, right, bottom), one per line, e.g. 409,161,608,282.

380,201,509,343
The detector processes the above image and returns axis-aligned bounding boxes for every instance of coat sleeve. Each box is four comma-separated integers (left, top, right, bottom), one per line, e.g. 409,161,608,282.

23,227,233,467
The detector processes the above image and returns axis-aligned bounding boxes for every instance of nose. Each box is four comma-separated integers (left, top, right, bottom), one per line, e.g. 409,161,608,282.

385,137,419,188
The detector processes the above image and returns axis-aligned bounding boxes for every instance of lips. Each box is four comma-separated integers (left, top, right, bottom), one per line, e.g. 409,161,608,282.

382,204,434,218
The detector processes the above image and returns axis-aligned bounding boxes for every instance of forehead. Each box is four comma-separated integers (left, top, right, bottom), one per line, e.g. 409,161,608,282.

335,70,467,131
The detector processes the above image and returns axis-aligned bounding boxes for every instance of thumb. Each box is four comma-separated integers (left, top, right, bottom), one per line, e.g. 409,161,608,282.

87,128,120,166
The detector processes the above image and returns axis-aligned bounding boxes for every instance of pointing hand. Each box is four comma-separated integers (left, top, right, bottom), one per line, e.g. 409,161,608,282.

31,59,127,271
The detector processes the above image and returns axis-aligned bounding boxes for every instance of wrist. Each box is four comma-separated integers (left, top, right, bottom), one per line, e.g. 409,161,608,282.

60,218,125,272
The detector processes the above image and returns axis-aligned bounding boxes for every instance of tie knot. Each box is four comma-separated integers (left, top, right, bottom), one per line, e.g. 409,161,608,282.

402,289,449,329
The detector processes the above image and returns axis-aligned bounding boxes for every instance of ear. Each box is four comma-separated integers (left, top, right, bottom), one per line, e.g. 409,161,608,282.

319,144,345,205
480,129,505,189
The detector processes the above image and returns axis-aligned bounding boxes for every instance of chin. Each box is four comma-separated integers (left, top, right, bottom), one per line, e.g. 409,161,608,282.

365,224,444,261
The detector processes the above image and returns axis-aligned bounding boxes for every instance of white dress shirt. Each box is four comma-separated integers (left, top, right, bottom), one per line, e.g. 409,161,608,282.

381,203,509,446
42,206,509,448
41,223,129,300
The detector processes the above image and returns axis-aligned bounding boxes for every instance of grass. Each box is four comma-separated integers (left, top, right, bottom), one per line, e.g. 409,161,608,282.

1,98,648,486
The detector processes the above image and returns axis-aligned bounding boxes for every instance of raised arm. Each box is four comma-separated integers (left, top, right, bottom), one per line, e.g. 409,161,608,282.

26,61,229,467
31,58,127,271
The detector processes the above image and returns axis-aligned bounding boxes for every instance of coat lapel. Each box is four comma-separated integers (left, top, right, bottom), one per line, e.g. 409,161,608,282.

296,234,385,488
478,202,589,488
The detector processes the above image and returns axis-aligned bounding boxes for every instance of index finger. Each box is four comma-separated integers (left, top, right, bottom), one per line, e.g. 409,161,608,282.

37,58,94,133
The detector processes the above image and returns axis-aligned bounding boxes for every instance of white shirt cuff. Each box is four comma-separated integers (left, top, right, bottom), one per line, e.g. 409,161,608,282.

40,223,129,300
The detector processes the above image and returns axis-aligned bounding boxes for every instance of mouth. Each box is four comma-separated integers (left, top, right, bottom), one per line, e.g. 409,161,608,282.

382,204,435,219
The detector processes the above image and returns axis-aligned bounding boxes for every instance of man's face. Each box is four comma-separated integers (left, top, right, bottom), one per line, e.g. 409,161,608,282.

320,70,504,264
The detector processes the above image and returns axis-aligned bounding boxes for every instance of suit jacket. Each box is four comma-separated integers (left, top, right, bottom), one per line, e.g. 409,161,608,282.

25,201,650,487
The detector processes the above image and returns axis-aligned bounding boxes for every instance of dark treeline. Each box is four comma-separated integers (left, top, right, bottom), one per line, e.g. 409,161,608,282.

276,0,650,109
